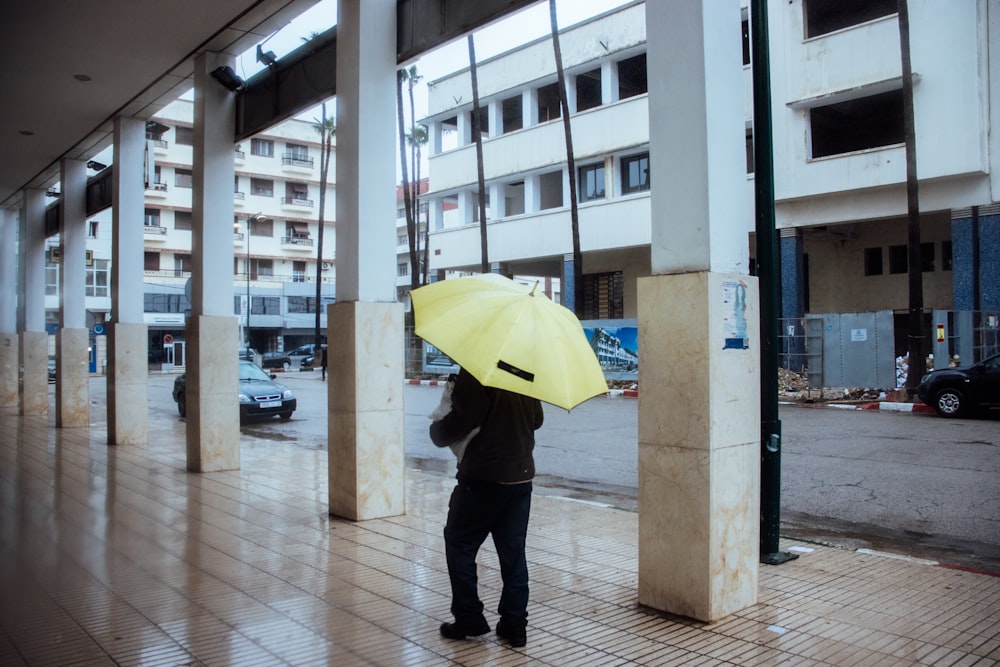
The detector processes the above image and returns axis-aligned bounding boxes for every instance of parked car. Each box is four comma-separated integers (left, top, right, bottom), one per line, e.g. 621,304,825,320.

917,352,1000,417
301,344,327,368
287,343,319,357
261,351,292,370
238,348,259,361
172,360,297,421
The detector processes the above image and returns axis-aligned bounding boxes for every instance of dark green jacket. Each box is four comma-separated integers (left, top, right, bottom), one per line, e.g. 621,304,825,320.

430,368,544,483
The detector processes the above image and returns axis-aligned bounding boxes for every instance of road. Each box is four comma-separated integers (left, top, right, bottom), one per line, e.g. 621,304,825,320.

94,372,1000,571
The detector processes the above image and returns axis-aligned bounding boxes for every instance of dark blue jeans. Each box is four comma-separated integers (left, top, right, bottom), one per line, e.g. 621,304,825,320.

444,478,532,627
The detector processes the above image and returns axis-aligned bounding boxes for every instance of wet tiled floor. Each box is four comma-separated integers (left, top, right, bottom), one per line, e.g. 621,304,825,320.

1,408,998,666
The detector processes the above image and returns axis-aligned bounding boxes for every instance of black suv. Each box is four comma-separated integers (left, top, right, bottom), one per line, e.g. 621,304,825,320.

917,352,1000,417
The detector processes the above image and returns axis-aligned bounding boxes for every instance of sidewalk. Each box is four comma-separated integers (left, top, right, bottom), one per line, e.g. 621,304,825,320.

1,406,997,666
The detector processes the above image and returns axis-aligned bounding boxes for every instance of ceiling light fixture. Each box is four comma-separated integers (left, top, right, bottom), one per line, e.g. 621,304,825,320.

210,65,245,92
256,45,277,67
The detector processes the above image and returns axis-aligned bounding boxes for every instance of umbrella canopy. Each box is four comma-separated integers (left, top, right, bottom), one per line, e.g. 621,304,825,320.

411,273,608,410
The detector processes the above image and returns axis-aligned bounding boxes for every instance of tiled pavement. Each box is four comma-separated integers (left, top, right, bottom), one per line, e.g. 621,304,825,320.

1,405,998,666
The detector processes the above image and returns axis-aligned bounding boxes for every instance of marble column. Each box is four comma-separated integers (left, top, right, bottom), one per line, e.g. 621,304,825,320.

21,190,48,416
186,51,240,472
331,0,405,520
639,0,759,621
56,158,90,427
0,208,18,408
108,116,148,445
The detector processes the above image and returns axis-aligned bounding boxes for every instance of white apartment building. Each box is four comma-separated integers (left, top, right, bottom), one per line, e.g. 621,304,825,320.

43,99,336,369
421,0,999,357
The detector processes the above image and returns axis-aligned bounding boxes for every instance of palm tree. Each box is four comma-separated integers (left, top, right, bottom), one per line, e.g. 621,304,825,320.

396,69,421,294
313,103,335,354
406,124,429,283
468,35,490,274
549,0,583,315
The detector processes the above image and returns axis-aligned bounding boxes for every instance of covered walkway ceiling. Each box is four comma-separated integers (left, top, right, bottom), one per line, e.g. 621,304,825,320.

0,0,538,211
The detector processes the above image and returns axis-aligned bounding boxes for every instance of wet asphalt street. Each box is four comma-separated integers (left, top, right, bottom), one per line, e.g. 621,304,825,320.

90,371,1000,572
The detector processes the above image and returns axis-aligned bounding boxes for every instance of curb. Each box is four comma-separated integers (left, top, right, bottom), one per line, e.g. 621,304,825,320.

406,381,933,413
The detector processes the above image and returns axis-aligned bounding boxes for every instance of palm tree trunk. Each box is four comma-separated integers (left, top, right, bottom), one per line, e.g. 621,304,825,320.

549,0,583,314
898,0,925,392
468,34,490,274
314,103,330,353
396,70,419,293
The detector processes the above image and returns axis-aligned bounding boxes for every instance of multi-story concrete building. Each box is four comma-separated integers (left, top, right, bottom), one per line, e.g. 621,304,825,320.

421,0,999,361
43,99,336,369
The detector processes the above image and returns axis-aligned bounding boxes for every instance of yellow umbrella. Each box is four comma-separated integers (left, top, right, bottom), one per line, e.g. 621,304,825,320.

411,273,608,410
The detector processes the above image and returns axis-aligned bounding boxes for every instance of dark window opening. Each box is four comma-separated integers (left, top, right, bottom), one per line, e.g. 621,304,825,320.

537,83,561,123
250,217,273,237
174,126,193,146
888,244,908,274
174,211,192,230
864,247,883,276
144,208,160,227
745,129,755,174
288,296,317,313
617,53,647,100
920,242,935,272
251,295,280,315
575,68,602,112
579,163,605,202
742,19,751,66
502,95,523,133
251,138,274,157
473,106,489,139
582,271,624,319
174,168,192,188
941,241,953,271
144,252,159,271
621,152,650,194
810,90,903,159
804,0,896,38
539,171,563,210
251,178,274,197
145,293,185,314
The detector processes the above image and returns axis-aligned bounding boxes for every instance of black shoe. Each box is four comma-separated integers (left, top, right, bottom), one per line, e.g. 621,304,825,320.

440,618,490,640
496,620,527,647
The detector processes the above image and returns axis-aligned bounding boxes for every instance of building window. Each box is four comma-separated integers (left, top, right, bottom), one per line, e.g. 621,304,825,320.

537,82,561,123
920,242,935,272
539,171,563,210
575,68,602,112
174,253,192,276
144,208,160,227
888,244,908,274
251,178,274,197
863,247,883,276
174,168,192,188
742,18,751,66
175,126,194,146
251,138,274,157
745,129,755,173
504,182,525,217
287,296,317,313
579,163,606,202
86,259,109,297
621,152,650,194
582,271,624,319
502,94,523,133
292,261,306,283
250,217,273,237
251,296,280,315
174,210,192,230
144,252,159,271
617,53,647,100
251,258,274,280
88,220,99,239
45,260,58,296
473,106,489,139
804,0,896,38
144,294,185,314
398,262,409,277
941,241,952,271
810,90,903,159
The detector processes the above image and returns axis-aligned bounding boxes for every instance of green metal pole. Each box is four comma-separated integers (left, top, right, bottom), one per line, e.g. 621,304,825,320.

751,0,795,565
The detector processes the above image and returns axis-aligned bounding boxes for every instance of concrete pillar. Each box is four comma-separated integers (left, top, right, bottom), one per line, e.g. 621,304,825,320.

331,0,405,521
56,158,90,427
186,51,240,473
108,116,148,445
602,59,617,105
21,190,47,416
638,0,758,622
0,208,18,407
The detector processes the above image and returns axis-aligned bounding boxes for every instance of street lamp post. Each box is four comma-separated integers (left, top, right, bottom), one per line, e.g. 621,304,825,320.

236,217,254,350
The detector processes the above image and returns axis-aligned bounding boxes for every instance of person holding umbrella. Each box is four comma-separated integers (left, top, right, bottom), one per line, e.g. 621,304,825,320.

412,274,608,647
430,366,544,647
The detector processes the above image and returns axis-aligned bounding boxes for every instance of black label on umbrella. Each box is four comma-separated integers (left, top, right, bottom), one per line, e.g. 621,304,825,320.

497,360,534,382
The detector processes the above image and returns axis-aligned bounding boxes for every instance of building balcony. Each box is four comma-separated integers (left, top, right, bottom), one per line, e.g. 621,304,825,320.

143,225,167,239
281,154,315,171
234,149,246,161
234,232,245,246
281,235,314,249
151,139,168,155
281,197,314,210
146,182,168,197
